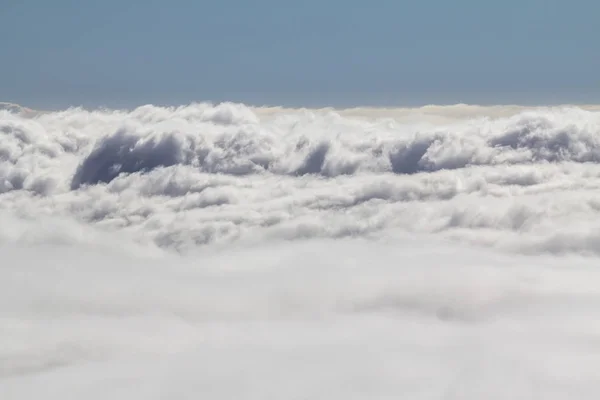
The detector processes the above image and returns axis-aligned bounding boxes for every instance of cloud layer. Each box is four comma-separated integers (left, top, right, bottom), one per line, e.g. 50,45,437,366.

3,102,600,398
3,238,600,399
2,102,600,254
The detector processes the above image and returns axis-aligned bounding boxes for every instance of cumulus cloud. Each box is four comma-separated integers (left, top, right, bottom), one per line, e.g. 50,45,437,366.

4,101,600,397
2,101,600,254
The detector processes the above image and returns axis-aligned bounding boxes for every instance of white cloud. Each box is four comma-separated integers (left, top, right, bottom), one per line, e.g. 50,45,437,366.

3,102,600,397
2,238,600,398
3,101,600,253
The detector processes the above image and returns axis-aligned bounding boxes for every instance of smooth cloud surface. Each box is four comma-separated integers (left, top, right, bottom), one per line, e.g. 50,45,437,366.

3,102,600,399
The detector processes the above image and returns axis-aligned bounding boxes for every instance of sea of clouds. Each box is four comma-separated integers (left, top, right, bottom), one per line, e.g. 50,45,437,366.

3,101,600,398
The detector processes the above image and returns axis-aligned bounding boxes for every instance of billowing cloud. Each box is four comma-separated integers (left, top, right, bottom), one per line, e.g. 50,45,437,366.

2,101,600,254
3,102,600,398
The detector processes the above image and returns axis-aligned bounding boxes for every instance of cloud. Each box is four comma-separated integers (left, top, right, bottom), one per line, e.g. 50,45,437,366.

4,101,600,397
2,237,600,398
2,102,600,254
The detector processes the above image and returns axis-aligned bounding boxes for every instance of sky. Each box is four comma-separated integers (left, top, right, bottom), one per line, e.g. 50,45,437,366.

1,0,599,109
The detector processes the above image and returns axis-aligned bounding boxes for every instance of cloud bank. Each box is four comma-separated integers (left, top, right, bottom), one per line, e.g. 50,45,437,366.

2,101,600,254
3,238,600,399
3,101,600,398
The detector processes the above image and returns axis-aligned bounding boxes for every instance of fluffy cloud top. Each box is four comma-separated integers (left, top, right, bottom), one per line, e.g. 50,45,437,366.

3,102,600,398
2,102,600,254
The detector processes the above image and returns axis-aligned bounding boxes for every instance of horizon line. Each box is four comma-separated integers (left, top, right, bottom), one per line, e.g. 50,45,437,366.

4,100,600,115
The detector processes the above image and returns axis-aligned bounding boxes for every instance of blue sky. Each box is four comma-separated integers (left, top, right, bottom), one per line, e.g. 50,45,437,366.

1,0,598,109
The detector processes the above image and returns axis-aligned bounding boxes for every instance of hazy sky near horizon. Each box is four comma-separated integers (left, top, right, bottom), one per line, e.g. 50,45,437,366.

1,0,599,109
